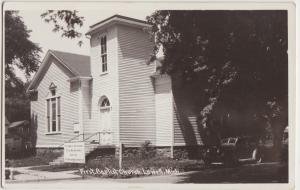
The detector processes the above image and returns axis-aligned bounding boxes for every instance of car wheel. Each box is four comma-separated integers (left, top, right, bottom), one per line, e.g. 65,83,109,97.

252,148,262,163
5,169,10,179
204,158,211,166
223,152,238,167
203,153,212,166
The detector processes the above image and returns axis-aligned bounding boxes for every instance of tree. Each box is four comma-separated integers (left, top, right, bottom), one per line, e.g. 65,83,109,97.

5,82,31,122
146,11,288,153
5,10,84,121
5,11,42,122
5,11,42,82
41,10,84,46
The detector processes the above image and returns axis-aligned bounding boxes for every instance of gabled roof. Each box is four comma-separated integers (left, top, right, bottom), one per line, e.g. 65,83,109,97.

50,50,90,77
27,50,91,92
86,14,151,36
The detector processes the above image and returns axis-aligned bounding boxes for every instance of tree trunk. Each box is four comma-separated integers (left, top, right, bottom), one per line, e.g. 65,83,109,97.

271,119,285,161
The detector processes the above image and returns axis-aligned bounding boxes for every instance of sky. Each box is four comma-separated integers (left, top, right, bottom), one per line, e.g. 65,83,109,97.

19,9,156,56
6,2,294,81
9,5,157,81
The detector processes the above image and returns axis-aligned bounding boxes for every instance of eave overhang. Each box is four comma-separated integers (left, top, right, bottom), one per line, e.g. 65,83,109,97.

86,14,151,36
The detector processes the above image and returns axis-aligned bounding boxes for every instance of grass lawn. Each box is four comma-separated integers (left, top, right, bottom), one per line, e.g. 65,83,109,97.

86,156,205,171
7,141,205,178
29,163,83,172
7,152,61,167
27,156,205,178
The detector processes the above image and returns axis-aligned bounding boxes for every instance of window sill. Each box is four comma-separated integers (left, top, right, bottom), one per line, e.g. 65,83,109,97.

45,132,62,135
100,72,108,76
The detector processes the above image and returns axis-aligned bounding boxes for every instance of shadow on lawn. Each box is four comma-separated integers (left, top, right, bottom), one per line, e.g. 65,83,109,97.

176,162,288,183
29,163,83,172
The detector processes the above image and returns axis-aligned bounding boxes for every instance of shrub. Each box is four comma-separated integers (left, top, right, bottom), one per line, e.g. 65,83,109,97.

87,157,119,169
174,148,189,159
123,148,139,158
138,140,156,159
85,155,204,172
8,150,62,167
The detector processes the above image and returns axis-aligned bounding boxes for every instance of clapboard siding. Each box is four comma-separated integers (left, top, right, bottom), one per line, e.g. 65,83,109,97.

31,57,79,147
83,26,120,145
173,87,203,146
118,25,156,146
155,76,173,146
80,79,91,135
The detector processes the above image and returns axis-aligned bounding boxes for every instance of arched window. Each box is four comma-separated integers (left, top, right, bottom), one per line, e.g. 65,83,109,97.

99,96,112,140
49,82,57,96
101,98,110,107
100,97,111,111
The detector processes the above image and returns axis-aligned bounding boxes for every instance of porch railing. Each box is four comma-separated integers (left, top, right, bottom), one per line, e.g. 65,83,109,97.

58,131,113,147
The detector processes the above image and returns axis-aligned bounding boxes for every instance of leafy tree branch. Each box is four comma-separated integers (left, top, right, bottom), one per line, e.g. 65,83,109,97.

147,10,288,151
41,10,84,46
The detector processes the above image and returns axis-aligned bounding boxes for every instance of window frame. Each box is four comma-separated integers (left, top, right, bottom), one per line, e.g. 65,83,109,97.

100,97,111,111
45,93,61,135
100,35,108,74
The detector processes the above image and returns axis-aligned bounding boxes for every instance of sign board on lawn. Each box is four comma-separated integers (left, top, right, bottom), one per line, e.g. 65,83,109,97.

64,142,85,163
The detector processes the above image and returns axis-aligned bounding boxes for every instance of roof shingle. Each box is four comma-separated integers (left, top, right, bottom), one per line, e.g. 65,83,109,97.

50,50,91,77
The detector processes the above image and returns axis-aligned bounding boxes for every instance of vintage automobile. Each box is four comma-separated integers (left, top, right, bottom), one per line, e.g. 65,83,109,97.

281,126,288,162
203,136,262,166
282,126,288,145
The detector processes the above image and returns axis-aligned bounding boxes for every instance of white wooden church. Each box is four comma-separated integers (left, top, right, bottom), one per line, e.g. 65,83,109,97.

27,15,202,161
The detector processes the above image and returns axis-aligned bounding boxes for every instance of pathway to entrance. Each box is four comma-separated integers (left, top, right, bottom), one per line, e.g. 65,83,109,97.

5,166,81,183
